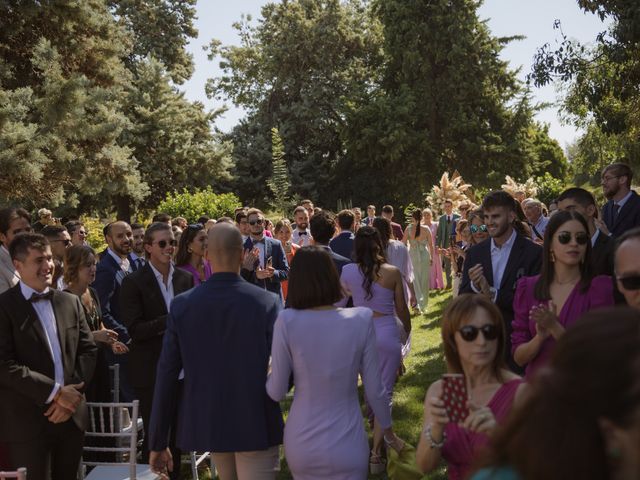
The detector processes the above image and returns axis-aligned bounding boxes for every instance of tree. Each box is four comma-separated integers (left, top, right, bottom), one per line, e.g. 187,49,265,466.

267,128,294,214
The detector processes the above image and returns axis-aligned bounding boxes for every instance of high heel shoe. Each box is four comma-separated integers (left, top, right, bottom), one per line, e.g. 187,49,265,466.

369,450,386,475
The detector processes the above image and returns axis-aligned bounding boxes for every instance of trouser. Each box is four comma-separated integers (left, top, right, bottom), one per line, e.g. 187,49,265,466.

442,256,452,288
211,446,280,480
3,419,84,480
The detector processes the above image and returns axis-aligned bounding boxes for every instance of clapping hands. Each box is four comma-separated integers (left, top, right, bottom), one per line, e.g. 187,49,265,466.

530,302,564,339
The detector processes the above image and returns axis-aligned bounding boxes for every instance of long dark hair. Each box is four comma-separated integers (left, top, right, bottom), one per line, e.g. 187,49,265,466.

372,216,392,249
412,209,422,238
534,210,593,300
175,223,204,266
474,307,640,480
354,226,386,299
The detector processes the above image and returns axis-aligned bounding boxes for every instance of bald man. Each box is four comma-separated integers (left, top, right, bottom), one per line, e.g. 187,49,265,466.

149,224,284,480
614,227,640,310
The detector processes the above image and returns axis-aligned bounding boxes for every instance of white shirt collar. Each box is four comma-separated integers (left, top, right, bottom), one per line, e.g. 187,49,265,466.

129,252,141,262
591,228,601,247
491,228,517,253
148,261,174,284
20,280,51,300
615,190,633,208
107,247,129,269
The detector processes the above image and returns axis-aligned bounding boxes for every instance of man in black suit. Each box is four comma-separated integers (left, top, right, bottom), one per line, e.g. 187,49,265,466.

149,223,283,479
120,222,193,472
601,162,640,238
330,209,356,260
310,211,351,275
241,208,289,300
0,233,96,478
460,191,542,372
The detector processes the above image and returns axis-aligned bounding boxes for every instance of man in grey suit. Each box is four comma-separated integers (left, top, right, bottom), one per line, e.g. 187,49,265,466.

435,200,460,289
0,207,33,294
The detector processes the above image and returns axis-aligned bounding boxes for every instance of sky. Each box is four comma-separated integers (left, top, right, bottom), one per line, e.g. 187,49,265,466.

181,0,607,150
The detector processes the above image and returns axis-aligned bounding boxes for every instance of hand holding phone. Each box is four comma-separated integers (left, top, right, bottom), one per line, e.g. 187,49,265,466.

441,374,469,423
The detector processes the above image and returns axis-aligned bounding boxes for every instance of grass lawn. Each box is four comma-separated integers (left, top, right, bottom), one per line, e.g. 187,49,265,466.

195,289,452,480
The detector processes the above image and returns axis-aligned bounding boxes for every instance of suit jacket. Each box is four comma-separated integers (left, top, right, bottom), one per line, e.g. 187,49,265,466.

149,272,283,452
329,231,355,260
391,222,404,241
241,236,289,298
319,245,352,275
0,246,19,294
92,251,131,343
460,234,542,365
591,230,614,277
120,264,194,389
602,190,640,238
436,214,461,248
0,285,97,442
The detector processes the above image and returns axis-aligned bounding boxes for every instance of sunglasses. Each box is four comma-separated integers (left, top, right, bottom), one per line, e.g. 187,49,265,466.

154,239,177,248
469,224,488,234
188,223,204,230
556,231,589,245
458,324,499,342
617,275,640,291
248,219,264,226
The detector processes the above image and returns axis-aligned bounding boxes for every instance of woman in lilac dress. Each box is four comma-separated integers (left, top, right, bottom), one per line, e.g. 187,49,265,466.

267,247,403,479
417,294,524,480
512,210,614,378
175,223,212,285
423,208,444,289
339,227,411,471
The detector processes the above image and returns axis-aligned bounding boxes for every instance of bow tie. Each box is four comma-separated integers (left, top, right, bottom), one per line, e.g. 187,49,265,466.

298,231,308,236
29,290,54,303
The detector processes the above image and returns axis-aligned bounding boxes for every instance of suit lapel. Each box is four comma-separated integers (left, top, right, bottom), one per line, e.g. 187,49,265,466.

144,265,168,314
500,235,524,290
11,286,51,357
480,241,494,287
613,192,638,230
50,291,68,369
265,238,273,263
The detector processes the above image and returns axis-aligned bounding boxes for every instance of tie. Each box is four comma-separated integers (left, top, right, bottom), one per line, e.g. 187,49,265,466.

29,290,54,303
447,216,451,224
613,203,620,221
136,258,145,269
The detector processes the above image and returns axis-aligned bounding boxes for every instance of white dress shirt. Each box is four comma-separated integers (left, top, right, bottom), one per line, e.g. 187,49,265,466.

531,216,549,238
591,228,601,248
21,282,63,403
292,228,312,247
471,229,517,301
107,248,131,273
148,262,175,312
615,190,633,210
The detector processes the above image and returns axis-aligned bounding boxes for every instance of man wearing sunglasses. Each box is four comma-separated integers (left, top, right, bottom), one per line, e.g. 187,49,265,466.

601,162,640,238
614,227,640,310
41,225,72,289
459,191,542,372
241,208,289,301
120,222,193,473
0,207,33,294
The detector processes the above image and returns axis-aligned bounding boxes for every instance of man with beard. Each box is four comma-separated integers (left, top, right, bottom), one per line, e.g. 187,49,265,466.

129,223,146,271
292,206,312,246
601,162,640,238
459,191,542,372
92,221,133,400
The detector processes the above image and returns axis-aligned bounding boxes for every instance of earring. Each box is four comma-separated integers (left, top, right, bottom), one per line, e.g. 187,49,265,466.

550,251,555,263
187,248,193,254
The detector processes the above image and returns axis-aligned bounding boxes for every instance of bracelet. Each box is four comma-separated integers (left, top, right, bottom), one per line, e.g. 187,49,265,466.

423,424,446,449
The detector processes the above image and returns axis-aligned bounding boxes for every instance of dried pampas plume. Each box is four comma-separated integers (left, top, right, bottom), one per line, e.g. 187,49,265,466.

426,171,473,215
501,176,538,199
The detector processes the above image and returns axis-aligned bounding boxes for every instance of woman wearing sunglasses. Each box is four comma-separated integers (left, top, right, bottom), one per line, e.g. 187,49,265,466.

176,223,212,285
417,294,523,479
511,210,614,379
468,209,489,245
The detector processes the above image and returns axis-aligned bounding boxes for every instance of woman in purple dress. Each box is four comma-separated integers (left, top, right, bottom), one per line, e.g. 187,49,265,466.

417,294,524,480
512,210,614,378
175,223,212,285
267,247,403,479
339,226,411,472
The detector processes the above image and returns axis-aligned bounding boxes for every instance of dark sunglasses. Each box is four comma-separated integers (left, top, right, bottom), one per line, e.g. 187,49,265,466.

617,275,640,291
557,231,589,245
469,224,487,234
248,219,264,226
154,239,177,248
458,324,499,342
187,223,204,230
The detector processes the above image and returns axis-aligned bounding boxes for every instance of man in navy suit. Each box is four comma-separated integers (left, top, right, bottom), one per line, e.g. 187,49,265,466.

149,223,283,480
91,221,134,400
330,209,356,260
310,211,351,275
601,162,640,238
241,208,288,300
460,191,542,373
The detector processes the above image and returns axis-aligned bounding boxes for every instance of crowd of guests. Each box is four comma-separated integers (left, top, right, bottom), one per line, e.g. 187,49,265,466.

0,162,640,479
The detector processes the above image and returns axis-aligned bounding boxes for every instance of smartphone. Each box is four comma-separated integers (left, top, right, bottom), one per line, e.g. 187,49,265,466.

441,374,469,423
266,256,273,268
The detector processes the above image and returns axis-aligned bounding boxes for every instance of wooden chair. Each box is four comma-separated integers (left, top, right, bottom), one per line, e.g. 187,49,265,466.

0,468,27,479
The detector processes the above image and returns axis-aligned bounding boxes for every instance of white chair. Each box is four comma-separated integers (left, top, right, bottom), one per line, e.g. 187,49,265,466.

80,400,158,480
0,468,27,480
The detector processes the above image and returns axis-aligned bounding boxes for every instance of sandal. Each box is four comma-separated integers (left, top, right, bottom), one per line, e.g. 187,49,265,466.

369,450,386,475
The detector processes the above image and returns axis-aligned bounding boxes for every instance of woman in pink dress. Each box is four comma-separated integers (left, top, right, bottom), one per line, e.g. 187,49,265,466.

511,210,614,378
417,294,524,480
423,208,444,289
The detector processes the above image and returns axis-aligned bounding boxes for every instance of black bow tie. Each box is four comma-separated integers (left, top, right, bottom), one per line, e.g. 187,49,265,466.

29,290,54,303
299,231,308,236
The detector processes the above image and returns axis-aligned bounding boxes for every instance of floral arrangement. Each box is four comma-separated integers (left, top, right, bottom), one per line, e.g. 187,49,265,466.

501,175,538,199
425,171,473,215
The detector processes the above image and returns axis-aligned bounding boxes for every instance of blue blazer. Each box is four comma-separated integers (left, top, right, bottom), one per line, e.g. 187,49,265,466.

92,251,130,343
148,272,283,452
241,236,289,298
602,190,640,238
319,245,351,275
329,231,355,260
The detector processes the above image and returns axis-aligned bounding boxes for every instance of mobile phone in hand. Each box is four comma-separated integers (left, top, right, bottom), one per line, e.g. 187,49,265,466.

441,374,469,423
266,256,273,268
